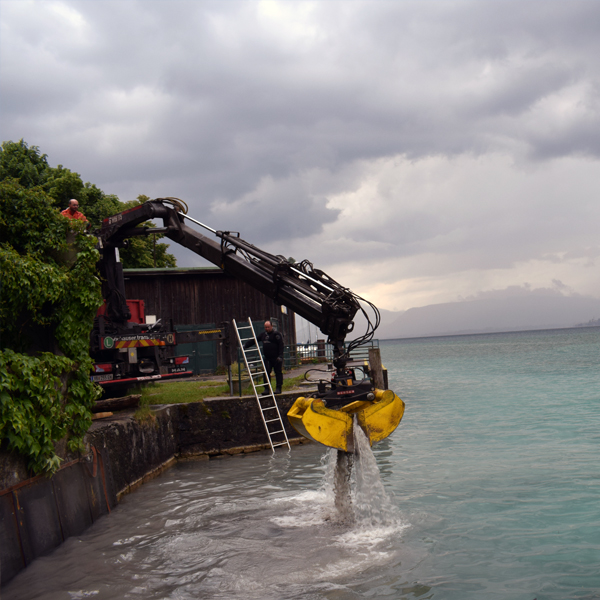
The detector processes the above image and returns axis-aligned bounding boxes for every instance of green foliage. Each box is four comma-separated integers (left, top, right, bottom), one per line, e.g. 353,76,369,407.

0,350,88,474
82,190,123,226
119,196,177,269
0,140,114,224
45,165,86,207
120,233,178,269
0,140,49,188
0,139,180,473
0,141,177,269
0,179,72,257
0,181,102,474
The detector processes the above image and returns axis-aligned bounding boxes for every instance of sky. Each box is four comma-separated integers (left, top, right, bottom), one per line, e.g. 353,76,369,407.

2,0,600,312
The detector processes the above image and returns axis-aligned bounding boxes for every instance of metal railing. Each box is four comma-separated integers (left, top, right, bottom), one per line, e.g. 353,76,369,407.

285,339,379,369
233,339,380,395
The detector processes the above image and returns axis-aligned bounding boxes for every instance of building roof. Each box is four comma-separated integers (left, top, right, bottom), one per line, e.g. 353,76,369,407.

123,267,224,276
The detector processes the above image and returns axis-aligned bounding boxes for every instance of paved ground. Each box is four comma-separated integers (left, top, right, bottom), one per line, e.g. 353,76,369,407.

187,362,331,385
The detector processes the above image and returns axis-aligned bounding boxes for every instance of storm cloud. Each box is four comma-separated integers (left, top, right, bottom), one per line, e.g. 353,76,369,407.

2,0,600,310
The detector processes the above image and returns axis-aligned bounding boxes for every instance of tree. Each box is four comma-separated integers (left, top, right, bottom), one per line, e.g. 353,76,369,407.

0,140,177,267
0,140,178,474
0,180,103,473
0,139,49,188
119,196,178,269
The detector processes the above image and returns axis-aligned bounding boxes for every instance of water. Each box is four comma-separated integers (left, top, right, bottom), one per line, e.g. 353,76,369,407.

381,327,600,600
4,327,600,599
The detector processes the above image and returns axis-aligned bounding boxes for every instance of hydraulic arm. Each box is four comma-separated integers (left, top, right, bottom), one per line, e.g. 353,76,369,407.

97,198,378,368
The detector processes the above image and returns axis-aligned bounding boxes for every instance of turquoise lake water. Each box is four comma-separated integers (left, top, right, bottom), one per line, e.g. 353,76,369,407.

4,327,600,599
382,327,600,599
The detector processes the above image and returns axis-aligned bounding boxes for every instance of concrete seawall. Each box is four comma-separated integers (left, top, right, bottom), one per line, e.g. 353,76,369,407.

0,391,311,586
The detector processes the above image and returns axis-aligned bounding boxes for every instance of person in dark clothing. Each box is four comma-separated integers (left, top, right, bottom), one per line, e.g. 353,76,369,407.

244,321,284,394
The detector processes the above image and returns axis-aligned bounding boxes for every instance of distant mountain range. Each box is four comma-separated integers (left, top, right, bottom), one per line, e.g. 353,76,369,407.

349,293,600,340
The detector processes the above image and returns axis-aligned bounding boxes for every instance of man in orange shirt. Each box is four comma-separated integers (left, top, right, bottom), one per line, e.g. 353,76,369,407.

61,199,88,222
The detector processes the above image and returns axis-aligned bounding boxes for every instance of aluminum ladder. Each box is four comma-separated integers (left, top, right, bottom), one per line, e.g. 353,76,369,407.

232,318,291,451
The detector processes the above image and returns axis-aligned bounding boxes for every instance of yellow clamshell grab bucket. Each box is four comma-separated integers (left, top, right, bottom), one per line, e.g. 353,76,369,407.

287,389,405,453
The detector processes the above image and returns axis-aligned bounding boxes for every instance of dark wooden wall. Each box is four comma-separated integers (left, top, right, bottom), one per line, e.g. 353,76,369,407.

123,267,297,345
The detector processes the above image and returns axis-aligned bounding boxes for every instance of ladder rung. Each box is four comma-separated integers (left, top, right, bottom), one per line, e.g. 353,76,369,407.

234,318,289,451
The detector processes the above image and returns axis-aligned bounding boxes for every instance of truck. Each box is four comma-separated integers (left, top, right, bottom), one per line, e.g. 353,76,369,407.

90,296,229,389
91,200,230,390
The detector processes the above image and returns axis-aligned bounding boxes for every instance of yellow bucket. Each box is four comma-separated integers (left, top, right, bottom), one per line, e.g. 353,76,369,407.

287,389,404,452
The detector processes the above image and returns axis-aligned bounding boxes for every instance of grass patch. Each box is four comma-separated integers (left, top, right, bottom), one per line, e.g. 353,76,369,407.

238,374,309,396
136,372,312,409
139,380,231,406
134,404,157,424
283,374,308,390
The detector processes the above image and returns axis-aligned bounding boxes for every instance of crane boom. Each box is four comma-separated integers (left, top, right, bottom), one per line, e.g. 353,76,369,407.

97,198,373,364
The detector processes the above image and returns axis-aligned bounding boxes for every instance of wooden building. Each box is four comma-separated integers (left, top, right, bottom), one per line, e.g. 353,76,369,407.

123,267,297,373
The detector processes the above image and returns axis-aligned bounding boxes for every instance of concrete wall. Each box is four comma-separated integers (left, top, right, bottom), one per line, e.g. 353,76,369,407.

0,391,310,586
0,447,117,586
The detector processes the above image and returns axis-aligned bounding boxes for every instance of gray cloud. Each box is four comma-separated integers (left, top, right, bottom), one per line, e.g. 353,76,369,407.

208,174,341,242
5,2,600,172
3,0,600,306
